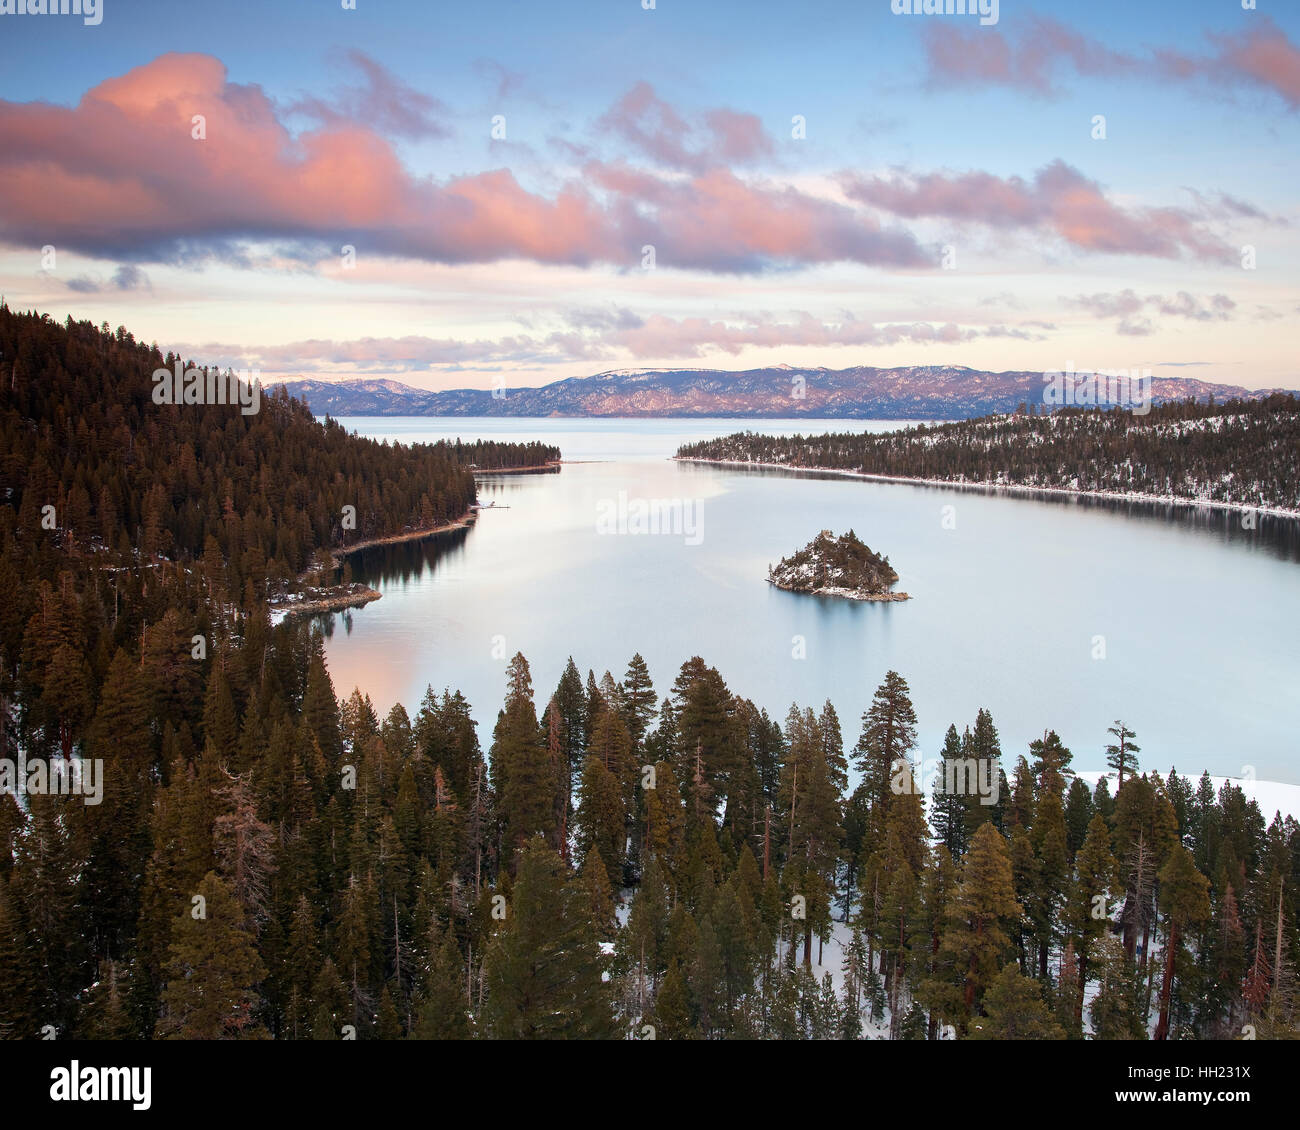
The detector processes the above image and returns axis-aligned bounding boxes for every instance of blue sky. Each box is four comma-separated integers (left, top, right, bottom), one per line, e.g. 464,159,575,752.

0,0,1296,387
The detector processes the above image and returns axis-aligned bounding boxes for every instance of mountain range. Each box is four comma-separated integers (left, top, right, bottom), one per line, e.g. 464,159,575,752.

271,365,1298,420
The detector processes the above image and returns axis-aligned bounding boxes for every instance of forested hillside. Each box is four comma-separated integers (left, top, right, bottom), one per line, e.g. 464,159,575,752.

677,397,1300,514
0,306,557,597
2,629,1296,1040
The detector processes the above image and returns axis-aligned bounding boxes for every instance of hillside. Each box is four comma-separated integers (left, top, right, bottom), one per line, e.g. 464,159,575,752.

0,307,557,600
676,396,1300,516
273,366,1299,420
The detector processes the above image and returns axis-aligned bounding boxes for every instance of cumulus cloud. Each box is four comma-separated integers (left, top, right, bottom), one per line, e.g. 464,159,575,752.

0,54,1262,277
0,54,928,274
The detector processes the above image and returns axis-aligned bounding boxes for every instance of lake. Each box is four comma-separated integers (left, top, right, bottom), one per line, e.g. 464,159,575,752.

317,417,1300,789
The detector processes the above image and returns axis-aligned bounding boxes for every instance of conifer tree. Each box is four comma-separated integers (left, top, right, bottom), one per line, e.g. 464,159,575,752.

968,964,1064,1040
927,822,1022,1031
852,671,917,843
0,874,38,1039
621,653,657,748
580,845,618,941
576,753,625,891
411,924,470,1039
492,654,556,863
932,724,967,858
159,871,268,1039
1105,721,1140,793
482,837,614,1039
1153,843,1211,1040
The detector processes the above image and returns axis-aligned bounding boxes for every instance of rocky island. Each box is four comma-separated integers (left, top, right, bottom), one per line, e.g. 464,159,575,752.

768,529,910,602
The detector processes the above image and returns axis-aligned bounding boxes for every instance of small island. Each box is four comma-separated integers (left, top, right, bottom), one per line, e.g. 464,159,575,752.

768,529,910,602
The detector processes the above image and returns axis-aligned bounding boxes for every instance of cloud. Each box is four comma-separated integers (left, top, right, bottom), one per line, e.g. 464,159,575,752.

588,162,931,271
474,59,527,101
1117,318,1154,337
288,50,450,139
843,160,1237,261
64,264,152,293
598,82,774,172
1065,289,1236,322
922,16,1300,110
923,17,1137,96
179,332,599,371
0,54,928,273
0,54,1259,277
596,311,1049,359
181,310,1051,371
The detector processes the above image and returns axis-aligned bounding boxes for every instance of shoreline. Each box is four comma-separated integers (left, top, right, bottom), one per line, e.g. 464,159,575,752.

676,457,1300,521
271,585,382,619
330,509,477,563
270,510,478,619
473,460,561,475
768,578,911,602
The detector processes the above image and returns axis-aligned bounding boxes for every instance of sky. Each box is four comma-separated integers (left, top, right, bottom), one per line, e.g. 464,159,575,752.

0,0,1297,391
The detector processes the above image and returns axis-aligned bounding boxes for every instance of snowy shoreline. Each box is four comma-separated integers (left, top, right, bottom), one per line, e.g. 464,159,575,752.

675,457,1300,521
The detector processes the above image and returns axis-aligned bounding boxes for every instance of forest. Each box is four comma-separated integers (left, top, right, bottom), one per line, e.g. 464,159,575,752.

0,306,1296,1041
676,396,1300,514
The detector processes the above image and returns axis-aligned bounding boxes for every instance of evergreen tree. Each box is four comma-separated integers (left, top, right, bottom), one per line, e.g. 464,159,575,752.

1153,843,1211,1040
159,871,269,1039
482,837,614,1038
1105,721,1141,793
968,964,1065,1040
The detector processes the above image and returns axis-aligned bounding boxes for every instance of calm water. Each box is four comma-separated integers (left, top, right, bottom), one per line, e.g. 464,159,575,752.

318,418,1300,786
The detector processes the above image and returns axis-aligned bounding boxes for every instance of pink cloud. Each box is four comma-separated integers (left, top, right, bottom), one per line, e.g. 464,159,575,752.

843,160,1237,262
598,82,775,172
0,54,924,272
923,15,1300,110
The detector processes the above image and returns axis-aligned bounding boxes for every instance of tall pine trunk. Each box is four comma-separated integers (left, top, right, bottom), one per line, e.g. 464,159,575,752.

1154,920,1178,1041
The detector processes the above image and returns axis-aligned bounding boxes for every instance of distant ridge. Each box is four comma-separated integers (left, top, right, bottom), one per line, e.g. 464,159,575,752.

272,365,1299,421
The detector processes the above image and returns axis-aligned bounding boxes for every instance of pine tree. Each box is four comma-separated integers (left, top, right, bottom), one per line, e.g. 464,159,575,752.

1089,933,1145,1039
411,924,470,1039
1105,721,1140,793
621,653,657,748
580,845,618,940
968,964,1065,1040
852,671,918,834
1153,843,1210,1040
159,871,269,1039
927,822,1021,1031
576,753,625,892
932,723,967,858
1065,813,1117,1018
482,836,614,1038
